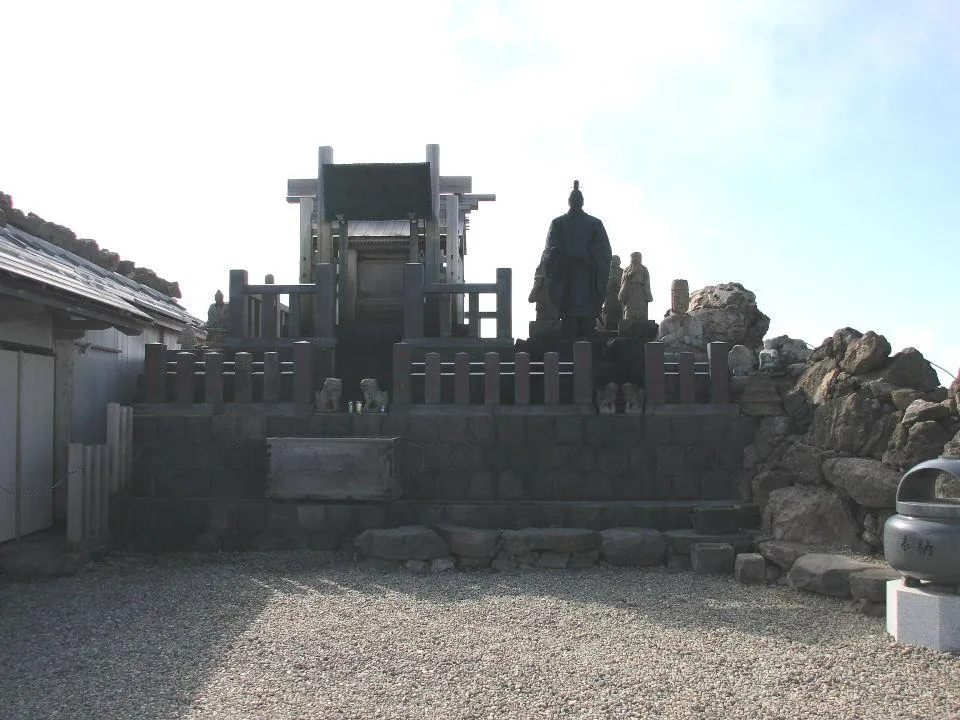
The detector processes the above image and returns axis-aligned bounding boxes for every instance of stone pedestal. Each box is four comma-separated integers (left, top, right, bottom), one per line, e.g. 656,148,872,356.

886,579,960,652
619,318,658,338
528,320,561,340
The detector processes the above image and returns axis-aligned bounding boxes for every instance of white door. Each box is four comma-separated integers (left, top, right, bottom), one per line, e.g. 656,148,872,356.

0,349,55,543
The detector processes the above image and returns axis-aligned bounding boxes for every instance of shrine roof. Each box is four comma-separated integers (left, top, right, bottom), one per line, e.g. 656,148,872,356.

0,224,199,329
349,220,411,237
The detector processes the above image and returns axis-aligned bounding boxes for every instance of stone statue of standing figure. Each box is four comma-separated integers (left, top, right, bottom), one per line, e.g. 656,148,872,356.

602,255,622,331
540,180,612,337
618,252,652,322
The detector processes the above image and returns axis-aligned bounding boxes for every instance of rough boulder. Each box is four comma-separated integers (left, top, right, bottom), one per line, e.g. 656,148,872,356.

688,283,770,350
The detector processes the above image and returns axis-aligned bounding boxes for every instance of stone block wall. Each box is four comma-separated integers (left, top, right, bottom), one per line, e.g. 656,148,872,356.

119,408,758,552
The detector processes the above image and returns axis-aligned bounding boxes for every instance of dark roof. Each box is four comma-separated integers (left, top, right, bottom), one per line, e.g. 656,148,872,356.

0,224,199,328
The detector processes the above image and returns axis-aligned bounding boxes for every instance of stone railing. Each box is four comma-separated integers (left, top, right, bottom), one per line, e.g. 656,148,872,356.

403,263,511,340
392,340,592,408
644,341,731,405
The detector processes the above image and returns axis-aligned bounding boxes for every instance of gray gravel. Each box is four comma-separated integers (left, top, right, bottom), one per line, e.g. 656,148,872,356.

1,552,957,720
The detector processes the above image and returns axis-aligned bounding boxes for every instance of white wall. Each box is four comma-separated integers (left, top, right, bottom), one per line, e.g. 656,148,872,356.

0,311,53,349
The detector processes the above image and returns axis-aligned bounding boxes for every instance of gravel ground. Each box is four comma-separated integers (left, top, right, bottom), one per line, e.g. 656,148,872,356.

1,552,957,720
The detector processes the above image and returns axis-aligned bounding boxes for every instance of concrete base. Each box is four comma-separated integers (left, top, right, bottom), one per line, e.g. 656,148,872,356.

886,579,960,652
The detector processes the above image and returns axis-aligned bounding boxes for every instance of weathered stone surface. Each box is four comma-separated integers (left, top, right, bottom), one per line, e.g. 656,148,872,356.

502,528,598,555
944,430,960,457
859,379,897,403
735,552,767,585
688,283,770,349
891,388,925,410
490,550,513,572
797,358,841,406
850,567,900,603
852,598,886,618
788,553,875,598
861,510,894,550
664,529,753,555
599,528,667,566
873,348,940,392
882,420,951,470
810,392,898,458
757,540,810,571
766,564,782,583
266,437,402,500
692,543,736,575
821,457,901,509
901,399,951,426
404,559,430,573
764,486,860,546
739,374,784,416
457,555,492,568
840,331,891,375
728,345,755,376
436,525,501,559
355,526,449,561
751,470,794,514
744,417,792,472
667,554,691,571
809,328,863,364
765,335,811,366
776,440,834,486
780,387,814,434
431,557,455,572
570,550,601,568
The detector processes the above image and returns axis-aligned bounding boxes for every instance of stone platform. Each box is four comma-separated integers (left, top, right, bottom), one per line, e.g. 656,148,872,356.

887,579,960,652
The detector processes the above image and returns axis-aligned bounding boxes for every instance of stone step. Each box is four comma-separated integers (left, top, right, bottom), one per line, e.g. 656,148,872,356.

386,500,760,532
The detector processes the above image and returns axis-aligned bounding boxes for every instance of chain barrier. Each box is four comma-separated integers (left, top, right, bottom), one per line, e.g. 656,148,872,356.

0,464,84,498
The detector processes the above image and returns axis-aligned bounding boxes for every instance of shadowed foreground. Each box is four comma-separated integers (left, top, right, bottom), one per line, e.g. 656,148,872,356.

0,552,957,720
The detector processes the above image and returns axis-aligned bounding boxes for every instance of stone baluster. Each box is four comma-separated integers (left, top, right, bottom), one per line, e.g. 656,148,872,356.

708,341,731,404
455,352,470,405
573,341,593,406
645,342,666,405
679,351,696,404
425,353,442,404
176,352,194,404
484,353,500,405
515,352,530,406
263,352,280,403
544,352,560,405
293,341,314,405
204,352,223,403
392,343,411,407
235,352,253,402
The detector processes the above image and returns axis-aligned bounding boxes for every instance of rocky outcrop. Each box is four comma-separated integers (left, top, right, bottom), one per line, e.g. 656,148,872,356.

821,458,901,509
869,348,940,392
688,283,770,349
0,191,181,298
764,485,860,547
839,332,891,375
809,391,898,459
882,420,951,471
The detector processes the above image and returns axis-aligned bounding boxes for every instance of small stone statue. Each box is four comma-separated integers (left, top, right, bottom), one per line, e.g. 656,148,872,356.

314,377,343,412
622,383,644,414
179,325,198,350
602,255,623,331
360,378,389,412
618,252,652,322
656,279,705,353
528,261,559,323
596,382,619,414
206,290,229,328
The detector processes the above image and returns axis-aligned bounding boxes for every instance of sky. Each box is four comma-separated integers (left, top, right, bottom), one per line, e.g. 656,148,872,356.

4,0,959,383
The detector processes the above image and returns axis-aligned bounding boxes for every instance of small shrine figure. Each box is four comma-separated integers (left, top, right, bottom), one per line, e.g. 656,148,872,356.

618,252,652,322
528,261,560,323
656,278,705,353
204,290,230,347
602,255,623,331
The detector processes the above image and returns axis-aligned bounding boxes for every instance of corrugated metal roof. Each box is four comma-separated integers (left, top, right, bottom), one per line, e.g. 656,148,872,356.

0,224,199,327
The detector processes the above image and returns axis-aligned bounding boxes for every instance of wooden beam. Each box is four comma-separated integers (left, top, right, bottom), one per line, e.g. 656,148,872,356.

439,175,472,194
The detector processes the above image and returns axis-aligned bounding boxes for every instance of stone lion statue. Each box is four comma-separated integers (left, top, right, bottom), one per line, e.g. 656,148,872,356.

622,383,645,415
314,377,342,412
360,378,389,412
596,382,618,415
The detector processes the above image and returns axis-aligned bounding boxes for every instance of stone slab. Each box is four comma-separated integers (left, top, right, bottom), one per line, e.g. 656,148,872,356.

887,579,960,652
788,553,875,598
664,529,753,555
735,552,767,585
355,525,448,561
599,528,666,566
266,437,403,500
502,528,599,555
692,543,736,575
850,567,900,603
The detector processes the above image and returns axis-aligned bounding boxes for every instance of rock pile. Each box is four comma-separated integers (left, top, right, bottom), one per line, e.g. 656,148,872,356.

688,282,770,349
741,327,960,552
0,191,181,298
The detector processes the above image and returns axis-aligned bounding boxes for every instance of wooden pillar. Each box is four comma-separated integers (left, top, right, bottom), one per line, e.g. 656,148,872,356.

106,403,121,493
454,352,470,405
293,342,314,405
573,341,593,406
515,352,530,406
204,352,223,403
392,343,411,407
484,352,500,405
337,219,350,322
408,219,420,262
425,144,440,283
315,146,334,267
644,342,666,405
234,352,253,402
298,196,315,283
468,292,479,338
263,352,280,403
261,274,278,339
708,341,731,404
544,352,560,405
679,352,696,404
315,263,336,337
144,343,166,402
425,353,441,404
403,263,425,338
439,291,452,338
496,268,512,339
53,337,74,521
83,444,94,540
176,352,194,404
228,269,248,339
444,194,458,282
66,443,83,543
96,444,109,536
